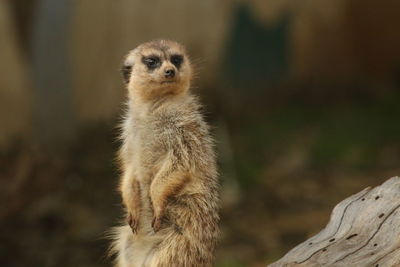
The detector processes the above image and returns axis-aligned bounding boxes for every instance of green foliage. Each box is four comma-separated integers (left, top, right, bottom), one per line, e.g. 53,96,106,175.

228,93,400,190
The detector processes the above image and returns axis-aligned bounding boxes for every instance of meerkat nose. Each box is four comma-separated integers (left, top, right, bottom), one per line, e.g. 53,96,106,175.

164,68,175,78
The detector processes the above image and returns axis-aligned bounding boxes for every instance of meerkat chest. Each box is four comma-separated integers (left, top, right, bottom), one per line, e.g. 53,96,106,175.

131,122,166,181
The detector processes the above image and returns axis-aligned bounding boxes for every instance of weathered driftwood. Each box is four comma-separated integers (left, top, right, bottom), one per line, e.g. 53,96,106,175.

269,176,400,267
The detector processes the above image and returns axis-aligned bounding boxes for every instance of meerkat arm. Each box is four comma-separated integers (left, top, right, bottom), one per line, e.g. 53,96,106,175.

150,159,189,232
120,168,141,233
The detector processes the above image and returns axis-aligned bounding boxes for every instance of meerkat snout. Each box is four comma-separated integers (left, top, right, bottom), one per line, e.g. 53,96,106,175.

164,68,175,78
122,40,192,101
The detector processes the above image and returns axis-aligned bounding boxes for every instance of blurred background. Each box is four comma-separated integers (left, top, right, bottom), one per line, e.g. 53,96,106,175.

1,0,400,266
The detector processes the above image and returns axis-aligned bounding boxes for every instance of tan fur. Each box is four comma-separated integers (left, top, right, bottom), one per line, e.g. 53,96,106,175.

111,40,219,267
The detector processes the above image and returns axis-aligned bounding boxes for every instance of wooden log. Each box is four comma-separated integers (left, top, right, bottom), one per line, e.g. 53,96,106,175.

269,176,400,267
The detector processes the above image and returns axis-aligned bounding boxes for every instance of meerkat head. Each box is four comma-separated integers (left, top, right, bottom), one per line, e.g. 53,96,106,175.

122,40,192,101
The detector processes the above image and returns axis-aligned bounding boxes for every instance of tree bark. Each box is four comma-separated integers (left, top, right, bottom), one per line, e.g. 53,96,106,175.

270,176,400,267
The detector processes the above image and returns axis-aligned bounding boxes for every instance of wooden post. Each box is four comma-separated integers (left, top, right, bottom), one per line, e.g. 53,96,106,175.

32,0,77,146
269,176,400,267
0,0,32,147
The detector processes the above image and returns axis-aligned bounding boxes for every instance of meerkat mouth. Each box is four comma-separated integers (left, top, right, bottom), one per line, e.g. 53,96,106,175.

161,80,176,84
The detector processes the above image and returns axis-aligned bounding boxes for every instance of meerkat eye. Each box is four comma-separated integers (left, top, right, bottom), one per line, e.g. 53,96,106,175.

142,56,161,70
121,65,132,83
170,55,183,68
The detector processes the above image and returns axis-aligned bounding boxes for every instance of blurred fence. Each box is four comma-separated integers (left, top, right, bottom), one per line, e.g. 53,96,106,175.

1,0,400,147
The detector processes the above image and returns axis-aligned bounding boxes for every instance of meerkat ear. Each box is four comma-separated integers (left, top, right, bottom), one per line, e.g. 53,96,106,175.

121,64,132,83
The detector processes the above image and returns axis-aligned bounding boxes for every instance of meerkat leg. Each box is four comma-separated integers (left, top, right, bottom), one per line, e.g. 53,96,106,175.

150,169,189,232
120,171,141,234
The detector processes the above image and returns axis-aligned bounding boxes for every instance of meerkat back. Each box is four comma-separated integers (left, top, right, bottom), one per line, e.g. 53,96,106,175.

111,40,220,267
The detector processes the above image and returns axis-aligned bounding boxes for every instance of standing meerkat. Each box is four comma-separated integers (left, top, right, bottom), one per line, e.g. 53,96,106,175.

111,40,220,267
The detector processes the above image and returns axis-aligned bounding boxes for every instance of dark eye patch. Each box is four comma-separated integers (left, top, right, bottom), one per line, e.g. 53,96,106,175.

170,54,183,68
121,64,132,83
142,55,161,70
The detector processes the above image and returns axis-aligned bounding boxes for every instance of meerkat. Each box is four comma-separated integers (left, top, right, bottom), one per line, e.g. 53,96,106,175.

111,40,220,267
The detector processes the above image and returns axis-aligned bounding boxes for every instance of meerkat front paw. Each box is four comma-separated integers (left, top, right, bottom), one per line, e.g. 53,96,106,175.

151,206,166,232
121,178,141,234
127,213,139,234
